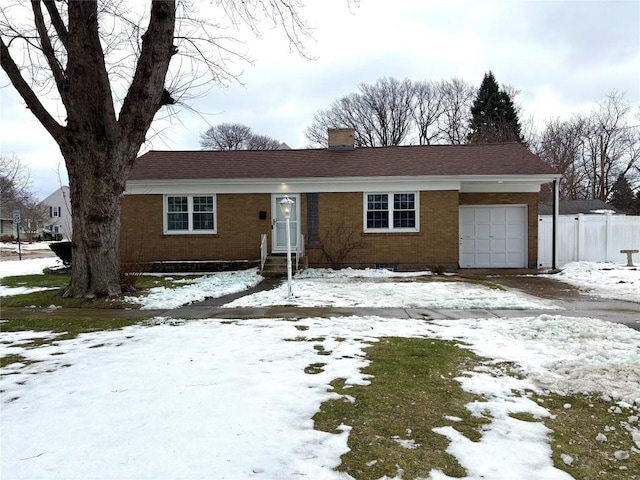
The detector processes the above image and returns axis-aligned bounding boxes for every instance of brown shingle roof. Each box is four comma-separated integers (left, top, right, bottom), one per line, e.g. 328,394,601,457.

129,143,557,181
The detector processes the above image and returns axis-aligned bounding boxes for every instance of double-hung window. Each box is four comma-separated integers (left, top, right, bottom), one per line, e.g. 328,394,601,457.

364,192,418,232
51,206,61,218
165,195,216,234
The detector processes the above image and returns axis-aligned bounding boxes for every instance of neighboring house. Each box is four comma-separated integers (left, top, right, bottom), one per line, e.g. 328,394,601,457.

0,218,16,238
123,128,560,270
538,199,622,216
42,186,72,240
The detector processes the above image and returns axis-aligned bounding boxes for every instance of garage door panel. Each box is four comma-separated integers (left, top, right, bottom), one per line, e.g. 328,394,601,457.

506,208,524,222
506,224,522,237
476,239,491,252
476,253,491,265
506,238,522,252
491,238,506,251
460,224,475,238
476,224,491,238
476,209,491,222
491,208,507,222
491,224,506,237
459,209,475,223
459,206,527,268
506,253,523,265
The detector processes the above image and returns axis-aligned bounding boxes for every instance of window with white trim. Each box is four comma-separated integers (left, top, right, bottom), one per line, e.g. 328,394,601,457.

364,192,418,232
165,195,216,234
51,206,61,218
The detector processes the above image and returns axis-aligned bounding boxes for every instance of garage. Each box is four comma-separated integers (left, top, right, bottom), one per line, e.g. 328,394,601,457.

459,205,527,268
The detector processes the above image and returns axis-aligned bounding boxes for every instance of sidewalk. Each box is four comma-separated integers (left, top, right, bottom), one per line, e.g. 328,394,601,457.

4,303,639,331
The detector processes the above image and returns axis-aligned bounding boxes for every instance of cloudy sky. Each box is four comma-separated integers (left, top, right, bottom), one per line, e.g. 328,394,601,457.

1,0,639,199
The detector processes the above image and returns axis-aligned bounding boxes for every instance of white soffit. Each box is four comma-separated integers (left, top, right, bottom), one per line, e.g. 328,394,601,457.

125,175,558,195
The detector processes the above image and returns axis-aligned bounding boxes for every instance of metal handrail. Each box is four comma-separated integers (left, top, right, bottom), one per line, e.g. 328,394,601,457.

260,234,267,271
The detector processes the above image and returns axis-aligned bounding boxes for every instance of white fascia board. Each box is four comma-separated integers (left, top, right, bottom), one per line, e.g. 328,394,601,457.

125,174,559,195
126,177,459,194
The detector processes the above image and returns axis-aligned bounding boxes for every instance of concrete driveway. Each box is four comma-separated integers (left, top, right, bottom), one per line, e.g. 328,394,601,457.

466,272,640,331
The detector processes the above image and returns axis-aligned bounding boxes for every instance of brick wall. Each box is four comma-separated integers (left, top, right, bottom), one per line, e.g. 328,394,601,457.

121,190,538,270
305,191,459,270
121,193,273,262
459,192,539,268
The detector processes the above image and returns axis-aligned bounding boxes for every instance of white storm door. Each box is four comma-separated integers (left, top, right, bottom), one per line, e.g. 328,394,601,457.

459,206,527,268
272,194,300,253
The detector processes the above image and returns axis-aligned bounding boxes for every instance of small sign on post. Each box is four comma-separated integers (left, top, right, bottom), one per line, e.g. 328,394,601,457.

12,210,22,260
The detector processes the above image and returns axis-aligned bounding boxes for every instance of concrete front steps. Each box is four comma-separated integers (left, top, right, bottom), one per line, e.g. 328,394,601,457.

261,255,307,277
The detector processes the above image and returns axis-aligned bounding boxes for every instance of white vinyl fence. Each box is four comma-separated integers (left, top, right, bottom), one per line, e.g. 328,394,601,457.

538,214,640,268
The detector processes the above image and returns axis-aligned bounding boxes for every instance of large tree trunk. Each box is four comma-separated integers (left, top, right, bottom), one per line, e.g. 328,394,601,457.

60,1,176,298
63,147,128,298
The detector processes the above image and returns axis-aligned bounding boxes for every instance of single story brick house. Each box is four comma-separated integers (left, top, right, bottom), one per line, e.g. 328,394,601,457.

122,129,560,271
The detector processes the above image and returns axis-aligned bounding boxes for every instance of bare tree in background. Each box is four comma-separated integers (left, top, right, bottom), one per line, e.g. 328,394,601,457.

534,117,590,201
0,154,32,216
437,77,475,144
1,0,309,298
0,154,47,239
585,91,640,201
412,80,444,145
534,91,639,202
200,123,283,150
306,77,415,147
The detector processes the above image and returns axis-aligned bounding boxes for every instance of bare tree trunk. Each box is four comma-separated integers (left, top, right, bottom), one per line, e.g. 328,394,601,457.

63,147,126,298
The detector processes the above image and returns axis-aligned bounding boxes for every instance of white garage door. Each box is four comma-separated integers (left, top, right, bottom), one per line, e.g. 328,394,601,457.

459,206,527,268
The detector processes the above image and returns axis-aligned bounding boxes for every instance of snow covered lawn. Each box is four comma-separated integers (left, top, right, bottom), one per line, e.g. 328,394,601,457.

543,262,640,302
1,260,640,479
0,257,62,297
2,315,639,479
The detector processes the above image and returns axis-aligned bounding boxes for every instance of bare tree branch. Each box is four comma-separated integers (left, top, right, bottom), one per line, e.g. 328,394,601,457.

31,1,68,102
42,0,68,49
0,38,64,139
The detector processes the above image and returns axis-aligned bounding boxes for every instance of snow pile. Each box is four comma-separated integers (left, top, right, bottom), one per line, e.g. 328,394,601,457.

124,269,263,309
545,261,640,302
295,267,434,279
0,257,60,279
226,271,558,310
425,314,640,405
0,241,55,253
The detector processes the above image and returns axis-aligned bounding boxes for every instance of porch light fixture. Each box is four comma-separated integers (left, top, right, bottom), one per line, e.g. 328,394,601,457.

279,195,294,298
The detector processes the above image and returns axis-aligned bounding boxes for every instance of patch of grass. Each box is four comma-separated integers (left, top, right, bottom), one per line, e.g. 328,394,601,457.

538,393,640,480
0,273,70,288
0,274,179,309
304,362,326,374
0,353,37,369
313,337,490,479
1,289,139,309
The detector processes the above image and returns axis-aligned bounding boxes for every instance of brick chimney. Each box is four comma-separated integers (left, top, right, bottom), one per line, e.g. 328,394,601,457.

327,128,355,150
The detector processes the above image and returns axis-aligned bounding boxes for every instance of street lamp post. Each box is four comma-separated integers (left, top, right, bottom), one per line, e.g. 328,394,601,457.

279,195,294,298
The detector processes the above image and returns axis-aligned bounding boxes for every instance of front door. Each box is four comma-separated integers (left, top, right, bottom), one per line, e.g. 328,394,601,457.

272,194,299,253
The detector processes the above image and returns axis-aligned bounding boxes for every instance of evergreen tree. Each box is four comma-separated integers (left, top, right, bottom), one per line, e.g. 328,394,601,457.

610,174,635,213
632,191,640,216
468,71,523,143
